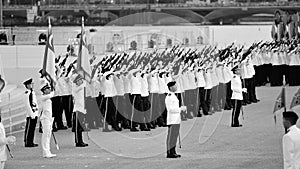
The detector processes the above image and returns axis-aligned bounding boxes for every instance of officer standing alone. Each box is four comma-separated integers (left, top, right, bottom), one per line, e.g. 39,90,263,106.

165,81,186,158
23,78,39,147
231,66,247,127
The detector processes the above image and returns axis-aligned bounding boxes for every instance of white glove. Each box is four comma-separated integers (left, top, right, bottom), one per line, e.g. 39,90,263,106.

180,106,187,112
242,88,247,93
7,136,16,144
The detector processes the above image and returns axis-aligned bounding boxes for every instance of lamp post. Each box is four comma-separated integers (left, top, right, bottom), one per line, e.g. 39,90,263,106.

10,14,14,45
0,0,3,27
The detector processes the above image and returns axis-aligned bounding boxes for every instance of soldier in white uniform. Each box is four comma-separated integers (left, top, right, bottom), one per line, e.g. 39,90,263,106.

223,61,234,110
186,67,198,117
216,62,226,110
0,116,16,169
210,61,220,112
121,73,131,129
58,73,73,128
195,66,206,116
230,66,247,127
270,49,283,86
51,73,64,131
113,71,128,130
39,83,56,158
173,66,186,121
140,71,152,130
129,69,147,131
85,78,102,129
148,69,160,127
282,111,300,169
203,66,213,115
72,75,88,147
102,72,121,132
287,47,300,86
156,71,168,126
246,58,260,103
240,60,250,105
23,78,39,147
165,81,186,158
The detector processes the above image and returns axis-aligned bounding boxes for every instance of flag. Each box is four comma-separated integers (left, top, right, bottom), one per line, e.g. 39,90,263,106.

273,87,286,124
290,88,300,109
77,17,92,83
42,18,56,87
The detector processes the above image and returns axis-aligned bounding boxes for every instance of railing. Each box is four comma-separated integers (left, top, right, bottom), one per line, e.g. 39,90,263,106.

3,2,300,9
0,87,26,135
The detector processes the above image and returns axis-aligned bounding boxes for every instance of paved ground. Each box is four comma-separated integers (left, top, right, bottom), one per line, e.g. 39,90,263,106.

5,86,300,169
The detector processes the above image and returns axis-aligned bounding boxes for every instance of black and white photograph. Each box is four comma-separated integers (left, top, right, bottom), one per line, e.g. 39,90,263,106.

0,0,299,168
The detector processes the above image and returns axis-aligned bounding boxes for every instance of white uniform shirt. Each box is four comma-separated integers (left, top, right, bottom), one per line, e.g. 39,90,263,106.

174,75,183,94
66,78,72,95
114,76,125,96
271,52,281,66
223,66,233,83
98,77,104,95
148,74,159,93
247,60,256,78
181,73,190,91
195,70,206,87
211,69,219,87
204,70,213,90
283,125,300,169
24,89,39,118
0,123,7,162
58,77,69,96
187,71,197,90
40,92,54,123
231,75,243,100
289,53,300,66
92,80,100,98
53,77,61,97
165,92,181,125
131,74,142,95
158,75,168,94
216,66,225,84
140,74,149,97
85,82,93,97
251,52,259,66
262,52,272,65
279,52,287,65
122,75,131,94
103,76,117,97
72,81,86,114
240,62,247,79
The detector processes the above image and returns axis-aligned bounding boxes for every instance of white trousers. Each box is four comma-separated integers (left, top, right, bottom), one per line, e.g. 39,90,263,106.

41,119,53,157
0,161,5,169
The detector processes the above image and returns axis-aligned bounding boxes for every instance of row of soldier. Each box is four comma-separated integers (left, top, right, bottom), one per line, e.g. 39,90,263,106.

45,42,262,133
25,39,300,152
251,40,300,86
48,40,299,134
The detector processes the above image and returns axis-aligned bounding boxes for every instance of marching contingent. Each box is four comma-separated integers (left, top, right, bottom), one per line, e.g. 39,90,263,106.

4,17,294,164
22,30,300,155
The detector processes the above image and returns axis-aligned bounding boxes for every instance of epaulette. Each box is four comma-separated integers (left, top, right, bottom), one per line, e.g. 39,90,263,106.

233,75,236,78
168,93,171,96
25,91,29,94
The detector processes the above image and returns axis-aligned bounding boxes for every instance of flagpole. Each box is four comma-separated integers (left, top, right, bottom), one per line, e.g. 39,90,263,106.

283,75,286,112
42,17,50,71
283,75,288,133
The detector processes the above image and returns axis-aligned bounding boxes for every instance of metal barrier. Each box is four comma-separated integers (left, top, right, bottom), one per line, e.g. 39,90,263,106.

0,89,26,135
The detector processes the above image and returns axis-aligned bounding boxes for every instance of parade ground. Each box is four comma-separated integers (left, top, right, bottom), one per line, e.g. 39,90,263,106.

4,85,299,169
